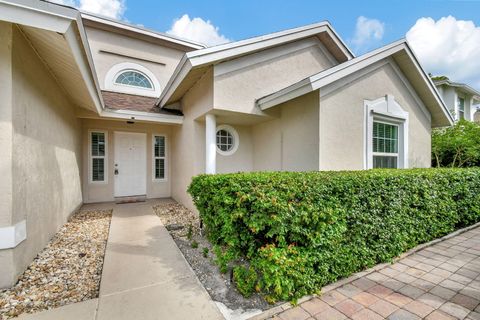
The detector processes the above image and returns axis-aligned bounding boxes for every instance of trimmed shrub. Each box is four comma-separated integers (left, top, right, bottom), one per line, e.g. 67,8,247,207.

188,169,480,302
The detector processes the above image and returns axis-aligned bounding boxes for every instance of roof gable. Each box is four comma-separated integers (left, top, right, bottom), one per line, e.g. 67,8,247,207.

158,21,354,107
257,40,453,128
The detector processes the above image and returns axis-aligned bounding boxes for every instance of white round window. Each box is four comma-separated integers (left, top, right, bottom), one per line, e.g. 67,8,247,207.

216,125,239,156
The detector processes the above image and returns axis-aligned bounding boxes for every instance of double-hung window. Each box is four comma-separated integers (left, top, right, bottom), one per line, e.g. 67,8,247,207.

90,131,107,182
372,121,399,168
458,97,465,120
153,135,166,180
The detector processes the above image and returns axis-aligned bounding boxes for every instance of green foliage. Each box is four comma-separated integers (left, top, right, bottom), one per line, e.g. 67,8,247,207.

430,75,449,81
202,247,209,258
188,169,480,302
191,240,198,249
213,245,238,273
233,265,258,298
432,120,480,167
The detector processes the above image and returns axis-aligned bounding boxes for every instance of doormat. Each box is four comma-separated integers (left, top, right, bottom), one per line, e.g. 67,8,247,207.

115,195,147,204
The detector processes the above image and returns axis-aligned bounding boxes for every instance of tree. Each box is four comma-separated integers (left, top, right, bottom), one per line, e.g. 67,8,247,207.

432,120,480,167
430,75,450,81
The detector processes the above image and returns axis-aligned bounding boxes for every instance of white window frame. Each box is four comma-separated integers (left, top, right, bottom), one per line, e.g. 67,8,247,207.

364,95,409,169
105,62,161,97
89,130,108,184
457,96,465,120
216,124,239,156
152,134,167,181
372,120,400,168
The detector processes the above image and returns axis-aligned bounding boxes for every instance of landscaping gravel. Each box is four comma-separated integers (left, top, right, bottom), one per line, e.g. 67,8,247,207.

154,202,272,315
0,209,112,320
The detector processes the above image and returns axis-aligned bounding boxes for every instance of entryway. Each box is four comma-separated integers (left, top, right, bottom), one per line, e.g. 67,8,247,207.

114,131,147,197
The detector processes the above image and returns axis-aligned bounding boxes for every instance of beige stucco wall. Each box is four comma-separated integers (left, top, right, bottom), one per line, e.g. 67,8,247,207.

252,91,320,171
319,62,431,170
84,26,185,93
0,25,83,288
170,70,213,210
82,119,173,203
216,125,253,173
213,38,336,115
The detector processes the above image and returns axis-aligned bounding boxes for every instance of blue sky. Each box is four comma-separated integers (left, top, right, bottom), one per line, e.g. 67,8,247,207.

125,0,479,50
57,0,480,88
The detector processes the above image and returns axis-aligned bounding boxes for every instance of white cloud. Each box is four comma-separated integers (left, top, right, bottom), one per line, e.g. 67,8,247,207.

167,14,230,47
406,16,480,89
78,0,125,19
351,16,385,53
49,0,126,20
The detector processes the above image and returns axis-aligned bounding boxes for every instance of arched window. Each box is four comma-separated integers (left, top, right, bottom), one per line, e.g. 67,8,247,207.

105,62,161,97
115,70,153,89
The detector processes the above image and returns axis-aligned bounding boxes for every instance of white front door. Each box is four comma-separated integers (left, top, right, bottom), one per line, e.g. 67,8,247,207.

114,132,147,197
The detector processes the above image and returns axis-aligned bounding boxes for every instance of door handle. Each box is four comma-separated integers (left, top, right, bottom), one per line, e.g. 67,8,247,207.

114,169,119,175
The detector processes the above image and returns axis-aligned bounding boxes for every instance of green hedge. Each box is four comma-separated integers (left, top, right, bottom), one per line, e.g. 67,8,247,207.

188,169,480,302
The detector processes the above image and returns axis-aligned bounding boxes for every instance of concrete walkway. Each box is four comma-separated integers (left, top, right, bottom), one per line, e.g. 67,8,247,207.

18,199,223,320
272,226,480,320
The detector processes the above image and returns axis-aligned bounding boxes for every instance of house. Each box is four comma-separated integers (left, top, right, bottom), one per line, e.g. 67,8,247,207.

0,0,452,288
433,78,480,121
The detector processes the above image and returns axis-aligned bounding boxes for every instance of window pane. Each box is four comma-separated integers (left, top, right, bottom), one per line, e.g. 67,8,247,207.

216,129,234,152
92,158,105,181
155,158,165,179
373,122,398,154
373,156,398,169
115,71,153,89
91,132,105,157
154,136,165,157
458,98,465,111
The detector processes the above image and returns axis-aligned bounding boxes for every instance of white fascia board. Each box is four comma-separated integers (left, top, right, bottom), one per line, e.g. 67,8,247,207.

187,25,331,67
158,56,192,107
0,0,75,33
404,41,454,125
257,78,314,110
98,109,183,124
64,24,104,114
81,13,205,50
325,23,355,59
73,13,105,113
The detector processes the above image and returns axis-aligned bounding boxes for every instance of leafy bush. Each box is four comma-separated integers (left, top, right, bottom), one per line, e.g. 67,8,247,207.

233,265,258,298
188,169,480,302
432,120,480,167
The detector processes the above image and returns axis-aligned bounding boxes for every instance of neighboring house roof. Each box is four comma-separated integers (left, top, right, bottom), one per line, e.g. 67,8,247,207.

102,91,183,115
157,21,354,107
433,79,480,104
81,12,205,51
256,39,454,128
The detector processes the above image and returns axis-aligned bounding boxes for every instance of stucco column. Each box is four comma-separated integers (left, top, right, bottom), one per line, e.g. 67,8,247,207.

205,113,216,174
0,22,13,229
0,21,15,288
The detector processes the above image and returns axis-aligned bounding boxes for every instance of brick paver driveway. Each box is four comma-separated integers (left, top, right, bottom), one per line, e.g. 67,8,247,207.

274,226,480,320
